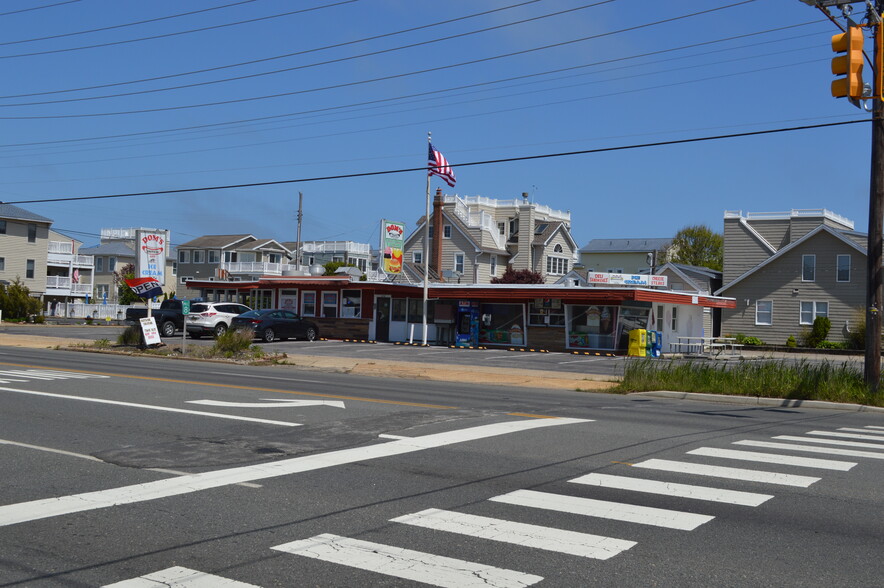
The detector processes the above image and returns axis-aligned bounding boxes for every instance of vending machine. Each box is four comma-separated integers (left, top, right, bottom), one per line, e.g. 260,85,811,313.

455,301,479,347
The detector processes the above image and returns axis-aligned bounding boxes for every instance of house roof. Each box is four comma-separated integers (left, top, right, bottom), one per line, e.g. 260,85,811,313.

80,242,136,256
716,224,867,295
534,221,578,250
247,238,290,252
0,203,53,224
580,237,671,253
178,234,254,248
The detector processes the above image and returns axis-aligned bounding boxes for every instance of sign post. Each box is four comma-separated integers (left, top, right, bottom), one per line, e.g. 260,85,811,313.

181,300,190,354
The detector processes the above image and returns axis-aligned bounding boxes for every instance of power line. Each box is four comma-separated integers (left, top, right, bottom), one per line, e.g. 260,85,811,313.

2,119,867,205
0,1,80,17
0,0,758,119
0,0,617,110
0,0,260,47
0,0,548,100
0,0,359,60
0,21,819,149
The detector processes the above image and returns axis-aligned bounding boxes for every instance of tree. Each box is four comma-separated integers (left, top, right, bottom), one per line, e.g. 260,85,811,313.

0,277,42,320
666,224,723,271
114,263,140,305
491,267,545,284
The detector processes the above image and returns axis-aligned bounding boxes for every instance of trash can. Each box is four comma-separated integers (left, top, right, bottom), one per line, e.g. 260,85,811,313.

648,330,663,358
627,329,647,357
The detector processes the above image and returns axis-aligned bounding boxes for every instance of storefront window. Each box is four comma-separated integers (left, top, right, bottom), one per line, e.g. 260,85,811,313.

391,299,407,322
342,289,361,318
478,303,525,346
301,291,316,317
567,305,617,349
616,303,652,349
322,292,338,318
407,298,435,322
528,298,565,327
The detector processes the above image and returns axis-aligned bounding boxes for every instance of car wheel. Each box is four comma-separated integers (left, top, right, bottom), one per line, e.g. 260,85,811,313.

161,321,175,337
305,327,317,341
262,328,275,343
214,323,228,337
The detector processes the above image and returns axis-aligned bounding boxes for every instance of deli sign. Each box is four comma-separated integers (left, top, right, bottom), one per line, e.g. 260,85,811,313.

587,272,668,287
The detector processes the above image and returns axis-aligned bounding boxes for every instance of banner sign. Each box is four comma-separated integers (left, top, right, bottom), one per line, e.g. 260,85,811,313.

381,219,405,274
125,277,163,299
135,230,169,286
587,272,668,287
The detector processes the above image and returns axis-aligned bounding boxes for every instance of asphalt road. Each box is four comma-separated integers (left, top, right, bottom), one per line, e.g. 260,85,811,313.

0,347,881,587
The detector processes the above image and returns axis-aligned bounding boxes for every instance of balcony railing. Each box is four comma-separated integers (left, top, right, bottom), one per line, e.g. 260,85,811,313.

219,262,297,276
298,241,370,255
45,276,93,295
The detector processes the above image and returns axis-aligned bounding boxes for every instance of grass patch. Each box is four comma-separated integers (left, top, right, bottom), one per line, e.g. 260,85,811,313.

615,358,881,407
102,325,273,363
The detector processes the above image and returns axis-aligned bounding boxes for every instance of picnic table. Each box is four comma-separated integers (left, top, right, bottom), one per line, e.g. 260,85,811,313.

669,336,743,357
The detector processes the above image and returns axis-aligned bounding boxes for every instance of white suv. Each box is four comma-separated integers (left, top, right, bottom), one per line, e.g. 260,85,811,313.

186,302,252,338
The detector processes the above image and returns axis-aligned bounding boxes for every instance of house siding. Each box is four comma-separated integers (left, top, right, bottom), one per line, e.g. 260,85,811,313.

721,231,864,344
0,221,49,294
746,218,790,250
722,219,776,284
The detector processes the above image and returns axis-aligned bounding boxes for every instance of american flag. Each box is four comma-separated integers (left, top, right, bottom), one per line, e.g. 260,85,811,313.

428,143,456,187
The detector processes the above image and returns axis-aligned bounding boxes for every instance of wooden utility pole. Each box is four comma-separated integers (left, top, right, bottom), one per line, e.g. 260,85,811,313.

866,75,883,392
296,192,303,269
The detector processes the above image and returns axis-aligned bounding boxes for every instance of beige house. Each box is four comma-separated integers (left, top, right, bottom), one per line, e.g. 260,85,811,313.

579,237,672,274
716,209,865,344
0,204,53,298
401,190,577,284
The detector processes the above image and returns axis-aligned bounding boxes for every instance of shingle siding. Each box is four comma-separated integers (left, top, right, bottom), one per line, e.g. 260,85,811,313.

722,219,775,284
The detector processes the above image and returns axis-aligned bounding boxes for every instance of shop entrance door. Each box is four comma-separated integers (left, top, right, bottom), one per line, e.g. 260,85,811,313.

375,296,391,341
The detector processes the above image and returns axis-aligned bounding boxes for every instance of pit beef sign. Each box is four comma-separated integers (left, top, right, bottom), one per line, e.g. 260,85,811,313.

586,272,667,287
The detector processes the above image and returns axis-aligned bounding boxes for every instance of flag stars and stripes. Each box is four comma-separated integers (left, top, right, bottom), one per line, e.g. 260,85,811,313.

428,142,456,187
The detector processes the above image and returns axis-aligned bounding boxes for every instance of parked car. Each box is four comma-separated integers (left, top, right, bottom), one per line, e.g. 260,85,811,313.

231,309,319,342
125,299,189,338
186,302,252,338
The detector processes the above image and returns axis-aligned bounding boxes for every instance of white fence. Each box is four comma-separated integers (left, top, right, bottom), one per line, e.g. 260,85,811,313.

45,302,142,319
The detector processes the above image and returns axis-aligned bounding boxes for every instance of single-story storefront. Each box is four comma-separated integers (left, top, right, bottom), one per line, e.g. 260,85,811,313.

185,276,736,353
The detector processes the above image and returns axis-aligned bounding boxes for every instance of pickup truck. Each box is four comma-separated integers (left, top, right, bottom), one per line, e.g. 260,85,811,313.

125,299,188,337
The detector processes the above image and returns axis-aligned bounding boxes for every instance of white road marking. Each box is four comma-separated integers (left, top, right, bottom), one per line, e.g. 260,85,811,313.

632,459,820,487
378,434,409,440
0,417,589,527
734,440,884,460
865,425,884,430
838,427,884,435
187,398,345,409
774,435,884,449
0,438,103,462
272,533,543,588
686,447,856,471
0,369,109,381
391,508,636,560
807,430,884,442
568,473,772,506
103,565,260,587
0,386,301,427
490,489,713,531
208,371,326,384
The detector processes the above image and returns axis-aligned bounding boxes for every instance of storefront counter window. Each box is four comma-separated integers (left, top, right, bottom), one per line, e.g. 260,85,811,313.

341,289,361,318
568,305,617,349
322,292,338,318
478,303,525,346
301,291,316,317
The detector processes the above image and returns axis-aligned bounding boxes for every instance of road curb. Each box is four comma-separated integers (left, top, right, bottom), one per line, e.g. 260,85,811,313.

630,390,884,413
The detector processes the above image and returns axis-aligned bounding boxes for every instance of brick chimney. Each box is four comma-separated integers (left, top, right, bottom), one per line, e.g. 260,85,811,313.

432,188,444,278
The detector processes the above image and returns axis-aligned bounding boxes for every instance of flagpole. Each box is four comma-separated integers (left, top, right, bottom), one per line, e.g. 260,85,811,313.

422,131,431,346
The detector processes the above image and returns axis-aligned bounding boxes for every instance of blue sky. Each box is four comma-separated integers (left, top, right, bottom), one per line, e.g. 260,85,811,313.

0,0,872,249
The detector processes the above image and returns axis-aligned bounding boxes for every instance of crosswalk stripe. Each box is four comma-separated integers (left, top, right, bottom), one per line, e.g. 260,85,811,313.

391,508,636,560
838,427,884,435
632,459,820,487
686,447,856,471
774,435,884,450
489,489,713,530
734,440,884,460
272,533,543,588
807,430,884,442
866,425,884,430
103,566,259,587
568,473,773,506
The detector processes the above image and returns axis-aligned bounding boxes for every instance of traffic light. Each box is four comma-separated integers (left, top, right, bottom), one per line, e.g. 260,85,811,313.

831,25,865,99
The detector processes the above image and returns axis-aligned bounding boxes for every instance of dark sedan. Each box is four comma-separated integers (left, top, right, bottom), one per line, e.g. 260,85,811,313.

231,309,319,342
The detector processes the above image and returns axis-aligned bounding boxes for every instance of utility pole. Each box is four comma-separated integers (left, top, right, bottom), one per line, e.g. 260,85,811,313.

296,192,303,269
804,0,883,392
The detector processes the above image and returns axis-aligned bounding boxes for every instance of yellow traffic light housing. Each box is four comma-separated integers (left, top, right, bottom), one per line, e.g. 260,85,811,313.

831,25,865,99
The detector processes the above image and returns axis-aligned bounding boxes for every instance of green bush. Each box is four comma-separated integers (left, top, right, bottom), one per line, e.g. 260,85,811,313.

847,311,866,350
806,316,831,348
817,340,846,350
733,333,764,346
0,278,42,320
212,328,258,356
117,325,143,346
786,335,797,348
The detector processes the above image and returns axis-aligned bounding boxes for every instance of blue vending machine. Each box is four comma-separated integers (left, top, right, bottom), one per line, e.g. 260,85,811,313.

648,330,663,358
455,301,479,348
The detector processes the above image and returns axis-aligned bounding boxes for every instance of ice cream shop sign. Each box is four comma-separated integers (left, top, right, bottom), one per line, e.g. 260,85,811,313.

135,230,169,286
587,272,667,287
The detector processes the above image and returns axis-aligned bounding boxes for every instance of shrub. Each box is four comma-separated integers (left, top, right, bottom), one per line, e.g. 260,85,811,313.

0,278,42,320
734,333,765,346
806,316,831,348
847,310,866,350
817,340,846,350
117,325,143,346
212,328,257,356
786,335,797,348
